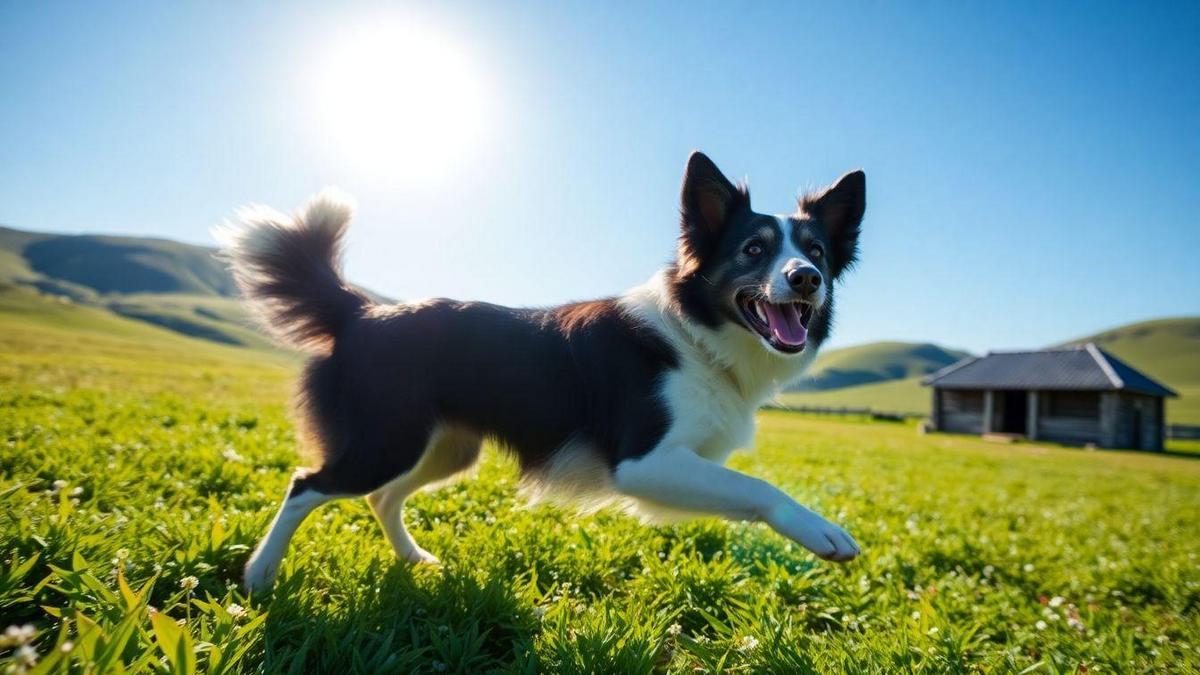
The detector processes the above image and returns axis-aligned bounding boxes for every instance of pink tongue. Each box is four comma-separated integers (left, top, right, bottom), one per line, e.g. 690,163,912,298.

761,302,807,346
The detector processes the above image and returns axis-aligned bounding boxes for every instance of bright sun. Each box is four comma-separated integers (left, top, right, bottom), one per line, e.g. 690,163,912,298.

312,23,487,180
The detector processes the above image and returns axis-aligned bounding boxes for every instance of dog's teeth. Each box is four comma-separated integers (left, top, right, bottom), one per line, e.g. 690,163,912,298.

755,302,767,323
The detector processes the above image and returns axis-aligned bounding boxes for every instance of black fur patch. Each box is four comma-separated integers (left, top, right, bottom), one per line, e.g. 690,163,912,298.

292,299,677,496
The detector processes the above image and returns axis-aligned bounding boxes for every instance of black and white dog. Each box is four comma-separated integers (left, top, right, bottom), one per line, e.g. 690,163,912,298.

221,152,865,592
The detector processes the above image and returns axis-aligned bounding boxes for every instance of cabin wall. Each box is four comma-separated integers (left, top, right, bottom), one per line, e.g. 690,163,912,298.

931,386,1165,450
937,389,985,434
1112,393,1164,451
1034,391,1103,446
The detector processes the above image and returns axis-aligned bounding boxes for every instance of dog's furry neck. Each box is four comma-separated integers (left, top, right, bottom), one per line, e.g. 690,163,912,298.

620,270,818,406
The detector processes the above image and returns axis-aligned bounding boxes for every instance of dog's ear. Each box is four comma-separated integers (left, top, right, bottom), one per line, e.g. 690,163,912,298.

678,151,747,272
800,170,865,279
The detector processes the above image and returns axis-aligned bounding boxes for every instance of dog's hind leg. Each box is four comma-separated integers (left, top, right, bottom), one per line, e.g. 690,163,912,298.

366,424,482,565
243,472,341,593
242,433,421,593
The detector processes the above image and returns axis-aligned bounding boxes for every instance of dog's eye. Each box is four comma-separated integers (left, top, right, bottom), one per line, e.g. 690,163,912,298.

743,241,764,257
808,245,823,260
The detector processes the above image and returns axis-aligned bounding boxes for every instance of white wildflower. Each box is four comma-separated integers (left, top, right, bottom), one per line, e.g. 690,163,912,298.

6,624,36,642
180,575,199,591
1048,596,1065,608
738,635,759,652
51,480,68,492
1023,564,1035,573
221,447,245,462
1035,620,1048,631
14,644,37,667
667,623,682,636
69,486,84,497
1068,617,1086,632
1,624,36,648
927,627,939,635
911,611,921,620
226,603,246,619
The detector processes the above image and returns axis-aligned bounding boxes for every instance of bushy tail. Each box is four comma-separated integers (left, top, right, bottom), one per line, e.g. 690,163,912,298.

215,188,368,352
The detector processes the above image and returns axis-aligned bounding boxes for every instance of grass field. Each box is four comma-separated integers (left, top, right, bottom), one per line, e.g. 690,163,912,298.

2,288,1199,672
779,376,929,416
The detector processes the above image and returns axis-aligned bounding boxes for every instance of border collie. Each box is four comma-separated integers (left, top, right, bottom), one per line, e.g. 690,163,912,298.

220,152,865,592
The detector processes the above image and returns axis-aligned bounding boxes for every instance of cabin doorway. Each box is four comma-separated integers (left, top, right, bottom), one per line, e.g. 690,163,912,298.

1000,391,1028,434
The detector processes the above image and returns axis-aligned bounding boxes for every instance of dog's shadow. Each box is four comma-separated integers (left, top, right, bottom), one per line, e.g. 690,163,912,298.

259,559,540,673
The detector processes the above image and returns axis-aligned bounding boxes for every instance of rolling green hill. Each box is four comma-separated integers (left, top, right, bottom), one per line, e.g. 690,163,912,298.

0,224,387,350
789,341,971,392
0,225,234,299
0,224,271,347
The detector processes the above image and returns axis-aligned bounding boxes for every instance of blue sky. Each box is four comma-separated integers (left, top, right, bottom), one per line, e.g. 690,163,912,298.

2,1,1197,353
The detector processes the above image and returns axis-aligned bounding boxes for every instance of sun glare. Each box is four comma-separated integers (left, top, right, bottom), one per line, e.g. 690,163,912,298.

312,22,488,180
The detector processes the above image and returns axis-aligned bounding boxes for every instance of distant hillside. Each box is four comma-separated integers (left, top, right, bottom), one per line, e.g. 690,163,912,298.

1061,317,1200,386
789,341,971,392
1062,317,1200,425
0,226,234,298
0,224,387,349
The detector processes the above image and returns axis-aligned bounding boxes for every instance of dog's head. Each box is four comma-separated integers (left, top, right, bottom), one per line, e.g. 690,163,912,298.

668,151,864,356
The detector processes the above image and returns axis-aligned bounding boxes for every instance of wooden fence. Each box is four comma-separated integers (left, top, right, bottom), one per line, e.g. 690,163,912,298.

1168,425,1200,440
765,403,925,422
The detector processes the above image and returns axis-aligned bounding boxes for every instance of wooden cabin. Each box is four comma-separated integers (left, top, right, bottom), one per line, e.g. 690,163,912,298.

922,344,1176,451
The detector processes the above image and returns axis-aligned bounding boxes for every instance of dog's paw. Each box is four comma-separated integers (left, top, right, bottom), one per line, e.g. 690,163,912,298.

401,546,441,566
765,502,861,563
243,558,278,593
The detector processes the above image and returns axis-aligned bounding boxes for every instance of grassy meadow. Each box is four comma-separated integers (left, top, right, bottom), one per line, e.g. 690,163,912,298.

2,287,1200,673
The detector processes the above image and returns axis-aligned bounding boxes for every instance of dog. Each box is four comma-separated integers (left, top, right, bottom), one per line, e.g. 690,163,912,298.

220,152,865,592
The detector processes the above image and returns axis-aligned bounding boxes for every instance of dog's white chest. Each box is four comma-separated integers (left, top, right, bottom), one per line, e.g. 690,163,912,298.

657,362,757,464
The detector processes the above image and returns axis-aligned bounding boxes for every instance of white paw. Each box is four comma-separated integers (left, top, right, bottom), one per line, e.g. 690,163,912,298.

243,557,278,593
766,503,861,563
401,546,441,566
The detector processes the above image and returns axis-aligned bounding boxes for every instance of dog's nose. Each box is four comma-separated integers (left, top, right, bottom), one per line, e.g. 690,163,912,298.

786,266,822,296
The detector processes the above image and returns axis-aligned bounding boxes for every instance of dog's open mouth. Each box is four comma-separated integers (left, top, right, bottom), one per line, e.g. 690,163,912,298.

736,291,813,353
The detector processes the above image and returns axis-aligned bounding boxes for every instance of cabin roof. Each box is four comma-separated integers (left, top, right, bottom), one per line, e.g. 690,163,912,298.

922,343,1177,397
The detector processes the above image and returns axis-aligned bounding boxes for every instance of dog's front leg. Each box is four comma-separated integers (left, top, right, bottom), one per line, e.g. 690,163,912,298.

613,446,860,562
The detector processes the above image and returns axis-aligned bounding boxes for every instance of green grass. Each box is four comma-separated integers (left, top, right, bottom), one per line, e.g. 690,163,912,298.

2,288,1199,672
